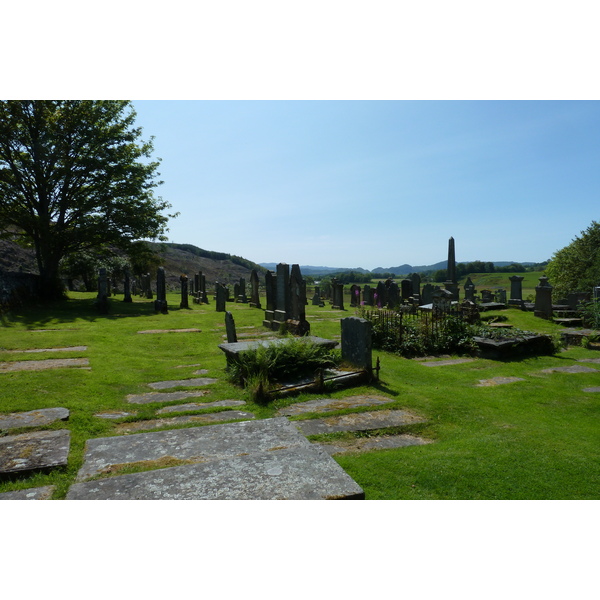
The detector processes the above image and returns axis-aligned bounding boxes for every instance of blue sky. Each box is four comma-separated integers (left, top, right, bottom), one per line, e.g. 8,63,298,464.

131,100,600,271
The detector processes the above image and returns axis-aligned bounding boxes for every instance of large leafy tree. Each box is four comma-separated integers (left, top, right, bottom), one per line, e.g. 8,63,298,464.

546,221,600,299
0,100,175,299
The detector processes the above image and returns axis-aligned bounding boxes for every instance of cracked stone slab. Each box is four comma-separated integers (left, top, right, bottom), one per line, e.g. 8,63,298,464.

0,358,90,372
3,346,87,354
67,437,364,500
420,358,476,367
0,430,70,475
95,411,137,420
0,407,69,431
277,395,395,417
0,485,55,500
127,390,211,404
157,400,246,414
115,410,255,434
475,377,525,387
295,409,427,436
137,328,201,334
317,434,433,456
540,365,599,374
76,417,323,481
147,377,218,390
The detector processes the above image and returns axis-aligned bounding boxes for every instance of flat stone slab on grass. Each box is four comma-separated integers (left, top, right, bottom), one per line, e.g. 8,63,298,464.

0,407,69,431
95,411,137,420
115,410,255,434
277,395,395,417
0,358,90,372
541,365,599,374
4,346,87,354
157,400,246,414
137,328,201,334
475,377,525,387
0,430,70,475
0,485,55,500
576,358,600,364
147,377,218,390
420,358,476,367
317,434,432,456
583,387,600,392
295,409,427,436
127,390,211,405
68,418,364,500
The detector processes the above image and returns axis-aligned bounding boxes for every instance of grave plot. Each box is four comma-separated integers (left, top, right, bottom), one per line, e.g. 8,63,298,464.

68,417,364,500
475,377,525,387
0,485,55,500
157,400,246,414
115,410,256,434
0,358,90,372
3,346,88,354
318,434,432,456
419,358,476,367
0,430,71,475
147,377,218,390
0,407,69,431
540,365,599,374
276,395,395,417
137,328,201,334
127,390,212,405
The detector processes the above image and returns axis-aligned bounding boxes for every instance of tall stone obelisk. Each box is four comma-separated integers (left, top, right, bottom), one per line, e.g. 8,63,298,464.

444,236,459,300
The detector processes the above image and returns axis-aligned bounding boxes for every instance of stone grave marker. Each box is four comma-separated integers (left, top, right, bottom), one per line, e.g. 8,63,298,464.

179,275,189,309
0,430,71,475
341,316,372,373
225,311,238,343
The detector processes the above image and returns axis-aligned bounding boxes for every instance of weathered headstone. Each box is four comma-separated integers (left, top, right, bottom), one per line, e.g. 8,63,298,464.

400,279,412,302
464,277,476,302
311,285,321,306
274,263,291,327
154,267,168,313
350,284,361,308
387,281,400,309
331,278,345,310
375,281,386,308
215,283,227,312
263,270,277,328
534,275,553,319
411,273,421,298
225,311,238,343
509,275,524,306
362,284,374,307
495,288,507,304
123,269,132,303
180,275,190,309
341,316,372,373
421,283,434,305
249,269,261,308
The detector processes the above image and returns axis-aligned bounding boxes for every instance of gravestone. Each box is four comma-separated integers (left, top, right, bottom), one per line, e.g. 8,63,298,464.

464,277,476,302
123,269,132,303
200,273,209,304
289,264,310,335
534,275,553,319
362,284,374,307
225,311,237,343
263,270,277,328
249,270,261,308
481,289,494,303
421,283,434,305
331,278,345,310
387,281,400,309
350,285,361,307
375,281,386,308
444,236,459,300
237,278,247,303
495,288,507,304
154,267,168,313
411,273,421,298
96,268,109,314
144,273,153,299
311,285,321,306
274,263,290,327
400,279,412,302
180,275,190,309
341,317,372,373
215,283,227,312
509,275,524,306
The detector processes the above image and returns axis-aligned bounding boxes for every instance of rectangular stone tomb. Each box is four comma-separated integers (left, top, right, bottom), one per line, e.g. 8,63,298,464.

69,418,364,500
218,336,337,363
0,430,71,475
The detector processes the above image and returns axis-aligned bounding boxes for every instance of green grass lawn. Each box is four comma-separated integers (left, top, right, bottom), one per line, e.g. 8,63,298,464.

1,291,598,499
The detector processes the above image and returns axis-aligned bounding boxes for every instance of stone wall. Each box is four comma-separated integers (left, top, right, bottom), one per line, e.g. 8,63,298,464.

0,270,41,309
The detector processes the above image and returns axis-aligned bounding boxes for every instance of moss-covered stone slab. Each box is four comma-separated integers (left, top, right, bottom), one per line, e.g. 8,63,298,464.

4,346,87,354
0,407,69,431
0,358,89,372
317,434,433,455
127,390,211,405
157,400,245,414
295,409,427,436
68,418,364,500
541,365,599,374
475,377,525,387
94,411,137,420
0,430,70,475
420,358,475,367
0,485,55,500
277,395,394,416
137,328,201,334
147,377,217,390
115,411,255,434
